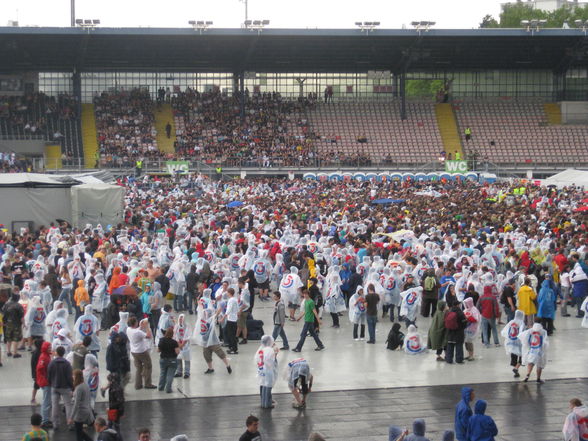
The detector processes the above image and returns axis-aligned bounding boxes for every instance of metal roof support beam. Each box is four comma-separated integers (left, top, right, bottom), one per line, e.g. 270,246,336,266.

238,72,245,123
399,70,407,121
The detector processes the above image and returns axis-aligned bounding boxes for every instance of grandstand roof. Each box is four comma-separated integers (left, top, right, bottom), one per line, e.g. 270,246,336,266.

1,27,587,73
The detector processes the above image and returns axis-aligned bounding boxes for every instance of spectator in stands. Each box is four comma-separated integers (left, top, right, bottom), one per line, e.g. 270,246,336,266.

464,127,472,143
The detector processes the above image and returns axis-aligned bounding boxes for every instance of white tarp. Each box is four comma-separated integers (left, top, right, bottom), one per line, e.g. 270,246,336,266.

70,184,125,228
542,169,588,189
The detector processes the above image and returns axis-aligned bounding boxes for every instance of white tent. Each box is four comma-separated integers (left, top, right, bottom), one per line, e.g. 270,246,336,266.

542,169,588,189
71,183,125,228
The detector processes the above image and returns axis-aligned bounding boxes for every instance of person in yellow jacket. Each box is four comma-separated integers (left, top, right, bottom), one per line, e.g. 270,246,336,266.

74,280,90,321
517,278,537,327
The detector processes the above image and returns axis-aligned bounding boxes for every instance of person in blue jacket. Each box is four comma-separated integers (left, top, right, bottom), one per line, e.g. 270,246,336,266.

455,387,474,441
467,400,498,441
537,275,557,335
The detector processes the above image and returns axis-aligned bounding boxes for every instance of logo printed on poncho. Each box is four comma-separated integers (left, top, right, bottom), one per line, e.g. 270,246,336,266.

254,262,266,276
406,291,417,305
33,308,46,323
256,349,266,376
204,251,214,262
508,323,520,340
80,319,93,336
52,321,63,339
406,335,422,353
87,371,99,391
308,243,318,254
529,331,543,349
231,256,240,269
199,320,209,336
281,274,294,289
177,326,186,344
386,278,396,291
357,301,366,312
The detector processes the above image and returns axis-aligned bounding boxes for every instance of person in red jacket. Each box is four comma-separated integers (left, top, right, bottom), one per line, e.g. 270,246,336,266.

36,341,53,429
476,286,501,347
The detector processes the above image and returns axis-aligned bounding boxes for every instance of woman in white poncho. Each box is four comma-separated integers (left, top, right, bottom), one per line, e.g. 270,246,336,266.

25,296,47,340
279,266,303,321
518,321,549,383
255,335,279,409
323,267,346,328
400,286,422,328
501,309,525,378
173,314,191,378
348,286,367,340
463,297,481,361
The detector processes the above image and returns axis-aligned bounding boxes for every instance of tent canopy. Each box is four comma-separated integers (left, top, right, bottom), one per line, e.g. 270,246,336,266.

542,169,588,189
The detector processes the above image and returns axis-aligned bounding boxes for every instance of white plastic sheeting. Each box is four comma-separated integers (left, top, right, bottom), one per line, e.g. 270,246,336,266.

70,184,125,228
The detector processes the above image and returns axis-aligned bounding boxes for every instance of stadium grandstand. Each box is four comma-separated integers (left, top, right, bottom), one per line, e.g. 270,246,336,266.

1,26,588,176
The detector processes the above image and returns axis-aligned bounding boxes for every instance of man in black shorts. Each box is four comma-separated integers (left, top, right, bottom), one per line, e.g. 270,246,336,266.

3,292,24,358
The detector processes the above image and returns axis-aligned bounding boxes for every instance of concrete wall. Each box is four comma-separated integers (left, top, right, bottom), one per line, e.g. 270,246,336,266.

560,101,588,124
0,139,46,155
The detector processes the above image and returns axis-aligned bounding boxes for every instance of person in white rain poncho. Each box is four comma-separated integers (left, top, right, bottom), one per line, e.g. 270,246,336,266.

83,353,100,410
280,267,303,320
74,305,100,354
581,297,588,329
167,259,187,312
173,314,191,378
381,267,401,322
403,325,427,355
46,300,65,337
252,250,272,301
38,281,53,312
25,296,46,340
400,287,422,328
156,305,174,346
193,299,232,375
518,321,549,383
52,328,73,355
463,297,481,361
501,310,525,378
348,286,367,340
51,308,70,341
323,267,346,328
109,311,129,343
563,398,588,441
255,335,279,409
92,272,109,313
287,358,313,409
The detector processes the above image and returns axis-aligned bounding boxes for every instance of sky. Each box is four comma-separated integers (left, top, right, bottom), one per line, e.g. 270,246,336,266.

2,0,506,29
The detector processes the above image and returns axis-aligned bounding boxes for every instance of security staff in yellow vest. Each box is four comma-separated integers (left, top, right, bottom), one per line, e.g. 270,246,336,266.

94,151,100,168
464,127,472,143
455,151,461,161
135,159,143,177
215,166,222,181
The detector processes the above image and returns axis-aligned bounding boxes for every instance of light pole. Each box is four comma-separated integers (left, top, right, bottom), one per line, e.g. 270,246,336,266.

411,21,436,35
521,19,547,36
239,0,248,26
71,0,75,27
354,21,381,35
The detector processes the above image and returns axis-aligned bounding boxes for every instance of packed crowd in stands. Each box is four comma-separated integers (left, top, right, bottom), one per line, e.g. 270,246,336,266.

172,90,318,167
0,174,587,440
94,89,161,168
0,152,33,173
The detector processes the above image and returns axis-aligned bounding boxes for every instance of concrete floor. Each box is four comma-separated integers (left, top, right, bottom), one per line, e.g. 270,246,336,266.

2,301,587,440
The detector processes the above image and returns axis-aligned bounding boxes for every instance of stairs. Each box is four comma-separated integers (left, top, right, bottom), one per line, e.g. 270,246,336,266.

44,144,62,169
435,103,463,158
154,104,176,154
81,104,99,169
544,103,562,125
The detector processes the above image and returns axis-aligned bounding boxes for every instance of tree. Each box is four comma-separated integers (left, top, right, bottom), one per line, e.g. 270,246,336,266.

479,14,499,29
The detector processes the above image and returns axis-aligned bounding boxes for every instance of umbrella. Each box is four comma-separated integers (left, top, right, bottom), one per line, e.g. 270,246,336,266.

113,285,138,296
227,201,244,208
574,206,588,212
371,198,406,205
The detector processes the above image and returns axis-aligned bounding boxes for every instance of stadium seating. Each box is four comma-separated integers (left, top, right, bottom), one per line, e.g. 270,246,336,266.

94,89,161,167
306,100,443,165
0,93,82,161
453,98,588,164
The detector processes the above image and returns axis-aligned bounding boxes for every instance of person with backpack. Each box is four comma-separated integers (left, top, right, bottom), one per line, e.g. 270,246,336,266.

444,299,467,364
421,270,438,318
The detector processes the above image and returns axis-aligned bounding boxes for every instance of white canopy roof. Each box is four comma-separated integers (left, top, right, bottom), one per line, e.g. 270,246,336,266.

542,169,588,189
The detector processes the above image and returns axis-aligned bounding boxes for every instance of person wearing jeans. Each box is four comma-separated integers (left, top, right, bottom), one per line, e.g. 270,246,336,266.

36,341,53,429
477,286,501,347
445,300,467,364
157,328,180,393
271,292,289,349
47,346,73,429
220,288,239,354
292,290,324,352
365,285,380,344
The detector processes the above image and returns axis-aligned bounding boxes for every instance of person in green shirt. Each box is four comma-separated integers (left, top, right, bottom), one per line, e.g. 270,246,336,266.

22,413,49,441
292,289,325,352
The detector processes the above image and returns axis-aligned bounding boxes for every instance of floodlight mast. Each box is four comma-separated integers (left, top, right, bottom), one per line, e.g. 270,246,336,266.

247,19,270,34
411,20,435,35
189,20,213,34
355,21,380,35
521,18,547,35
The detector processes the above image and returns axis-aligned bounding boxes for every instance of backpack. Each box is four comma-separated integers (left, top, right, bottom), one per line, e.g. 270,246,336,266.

444,310,459,330
424,276,436,291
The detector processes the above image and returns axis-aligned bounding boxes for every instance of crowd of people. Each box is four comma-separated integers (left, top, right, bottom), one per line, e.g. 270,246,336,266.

172,90,318,167
0,174,587,440
94,89,161,168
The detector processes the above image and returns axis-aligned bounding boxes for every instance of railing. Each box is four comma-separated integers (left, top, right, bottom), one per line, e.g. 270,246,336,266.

36,156,588,176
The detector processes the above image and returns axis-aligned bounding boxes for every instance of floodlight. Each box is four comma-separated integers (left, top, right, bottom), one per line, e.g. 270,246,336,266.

188,20,196,25
575,19,583,26
244,20,252,26
373,21,380,26
262,20,270,25
356,22,363,26
75,19,83,24
84,19,92,24
92,19,100,25
197,20,205,25
206,21,213,25
411,21,420,26
521,20,530,26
